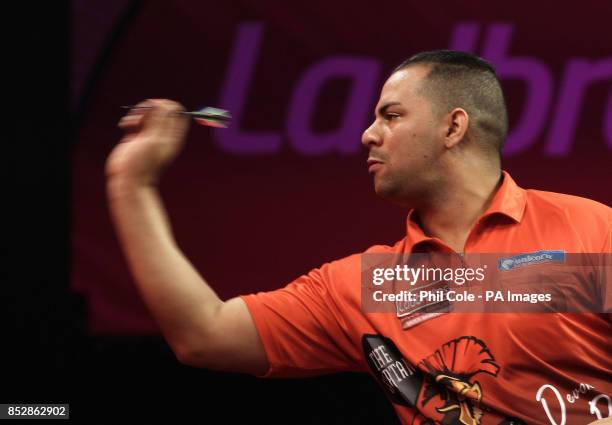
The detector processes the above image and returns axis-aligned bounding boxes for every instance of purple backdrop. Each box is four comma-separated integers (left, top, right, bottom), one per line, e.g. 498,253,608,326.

72,0,612,334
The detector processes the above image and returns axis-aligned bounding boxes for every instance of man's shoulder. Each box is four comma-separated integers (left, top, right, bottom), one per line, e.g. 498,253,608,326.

525,188,611,222
310,239,407,299
324,239,407,273
522,189,611,251
364,238,407,254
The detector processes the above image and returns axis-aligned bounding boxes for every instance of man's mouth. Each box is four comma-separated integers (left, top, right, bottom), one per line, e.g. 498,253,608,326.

367,158,384,173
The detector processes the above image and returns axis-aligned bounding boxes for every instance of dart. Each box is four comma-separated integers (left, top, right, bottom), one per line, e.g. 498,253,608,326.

121,105,231,128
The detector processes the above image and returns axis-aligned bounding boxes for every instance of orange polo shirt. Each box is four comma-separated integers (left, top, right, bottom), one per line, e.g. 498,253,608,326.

241,172,611,425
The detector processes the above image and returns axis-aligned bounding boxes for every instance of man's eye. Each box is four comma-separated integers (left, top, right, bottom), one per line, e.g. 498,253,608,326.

385,113,400,120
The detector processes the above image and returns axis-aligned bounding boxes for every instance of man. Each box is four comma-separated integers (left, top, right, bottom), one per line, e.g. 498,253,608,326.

107,51,611,424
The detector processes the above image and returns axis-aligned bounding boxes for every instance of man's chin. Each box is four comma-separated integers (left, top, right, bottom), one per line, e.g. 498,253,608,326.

374,183,413,207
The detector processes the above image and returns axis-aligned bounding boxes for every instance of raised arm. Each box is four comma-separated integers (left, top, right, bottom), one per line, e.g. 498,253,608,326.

106,99,268,375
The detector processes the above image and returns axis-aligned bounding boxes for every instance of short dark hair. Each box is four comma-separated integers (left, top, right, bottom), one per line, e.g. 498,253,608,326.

395,50,508,154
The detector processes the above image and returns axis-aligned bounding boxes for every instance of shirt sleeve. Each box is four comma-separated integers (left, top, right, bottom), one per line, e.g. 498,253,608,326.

240,259,363,378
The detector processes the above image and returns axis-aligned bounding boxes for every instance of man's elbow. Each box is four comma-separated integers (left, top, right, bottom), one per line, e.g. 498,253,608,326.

171,340,269,375
172,340,232,370
172,341,212,368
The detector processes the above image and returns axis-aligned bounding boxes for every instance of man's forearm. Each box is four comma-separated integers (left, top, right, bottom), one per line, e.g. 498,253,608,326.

106,177,222,356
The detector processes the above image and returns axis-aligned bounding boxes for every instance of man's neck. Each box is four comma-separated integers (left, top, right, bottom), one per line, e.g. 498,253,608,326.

417,170,503,253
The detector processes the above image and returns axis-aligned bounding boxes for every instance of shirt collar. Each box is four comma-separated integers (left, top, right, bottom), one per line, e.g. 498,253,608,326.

404,171,527,252
483,170,526,223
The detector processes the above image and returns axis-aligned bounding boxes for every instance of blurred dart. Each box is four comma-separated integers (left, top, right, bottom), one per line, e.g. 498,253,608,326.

190,107,231,128
121,105,231,128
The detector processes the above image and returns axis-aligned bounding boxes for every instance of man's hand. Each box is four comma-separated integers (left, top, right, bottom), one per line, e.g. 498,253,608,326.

107,99,190,186
105,99,268,375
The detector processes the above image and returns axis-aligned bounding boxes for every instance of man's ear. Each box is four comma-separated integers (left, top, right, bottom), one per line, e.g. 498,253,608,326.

444,108,469,149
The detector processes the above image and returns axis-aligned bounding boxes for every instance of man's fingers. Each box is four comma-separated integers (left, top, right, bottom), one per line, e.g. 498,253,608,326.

117,100,151,132
118,113,144,131
117,99,189,147
140,99,189,143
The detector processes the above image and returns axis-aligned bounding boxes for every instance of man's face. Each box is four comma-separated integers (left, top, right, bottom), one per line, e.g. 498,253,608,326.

362,65,445,206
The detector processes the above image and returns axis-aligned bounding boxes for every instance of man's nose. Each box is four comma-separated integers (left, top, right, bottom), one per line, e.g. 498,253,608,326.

361,122,382,148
